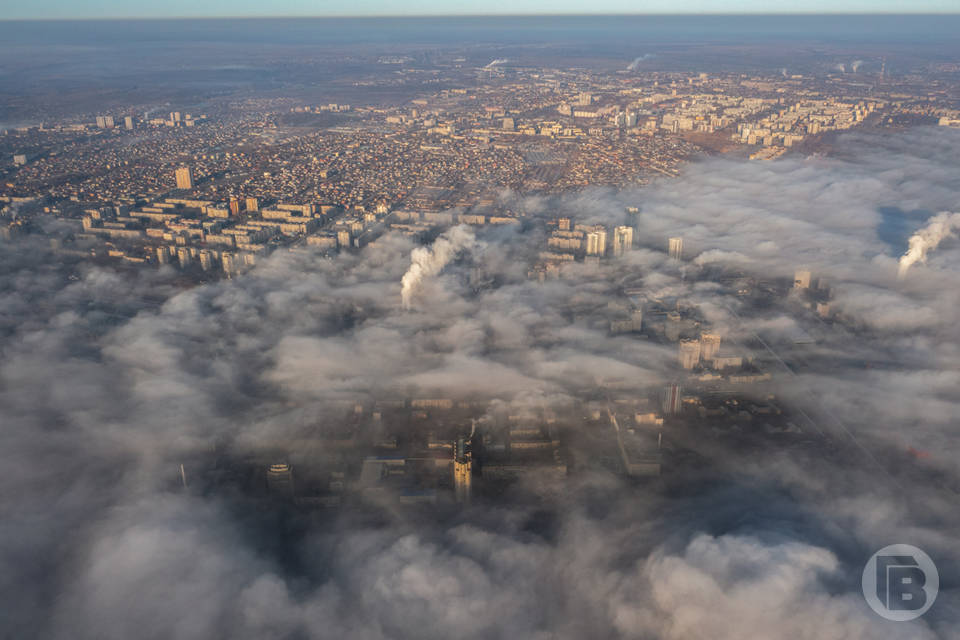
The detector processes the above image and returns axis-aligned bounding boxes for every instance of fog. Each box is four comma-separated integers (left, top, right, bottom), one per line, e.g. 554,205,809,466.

2,127,960,638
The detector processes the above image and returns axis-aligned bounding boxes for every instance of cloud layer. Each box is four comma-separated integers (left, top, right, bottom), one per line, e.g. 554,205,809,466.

3,127,960,638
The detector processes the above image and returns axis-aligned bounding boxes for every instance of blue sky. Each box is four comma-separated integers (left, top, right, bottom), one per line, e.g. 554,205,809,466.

1,0,957,19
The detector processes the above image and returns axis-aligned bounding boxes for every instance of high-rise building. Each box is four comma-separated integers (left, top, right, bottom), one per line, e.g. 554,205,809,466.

558,217,571,231
626,111,638,128
700,333,722,361
229,198,241,216
175,166,194,190
613,226,634,256
662,383,682,415
586,227,607,256
124,116,134,130
245,197,259,213
502,117,515,130
668,237,683,260
678,339,701,370
665,312,683,342
453,434,472,503
222,253,239,275
13,154,27,166
794,269,811,289
198,250,214,271
267,463,294,495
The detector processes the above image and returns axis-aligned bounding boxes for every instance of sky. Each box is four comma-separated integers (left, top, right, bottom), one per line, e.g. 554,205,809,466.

1,0,958,20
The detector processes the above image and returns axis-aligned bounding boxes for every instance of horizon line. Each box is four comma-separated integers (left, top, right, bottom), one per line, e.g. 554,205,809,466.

2,11,960,22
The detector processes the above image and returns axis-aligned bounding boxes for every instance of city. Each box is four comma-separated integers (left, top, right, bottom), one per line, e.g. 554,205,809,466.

1,11,959,640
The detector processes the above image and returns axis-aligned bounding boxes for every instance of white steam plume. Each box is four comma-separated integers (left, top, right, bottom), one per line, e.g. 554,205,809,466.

401,225,476,309
626,54,655,71
851,60,864,73
898,212,960,279
484,59,509,69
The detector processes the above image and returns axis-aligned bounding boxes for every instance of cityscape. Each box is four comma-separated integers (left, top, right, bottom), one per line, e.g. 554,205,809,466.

1,11,959,640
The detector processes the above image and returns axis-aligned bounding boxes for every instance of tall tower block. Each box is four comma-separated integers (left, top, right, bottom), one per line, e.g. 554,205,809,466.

453,434,472,503
668,237,683,260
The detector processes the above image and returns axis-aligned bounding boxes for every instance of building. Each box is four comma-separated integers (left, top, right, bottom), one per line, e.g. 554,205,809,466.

678,339,701,369
175,166,194,190
662,384,682,415
709,354,743,370
245,197,259,213
700,333,722,361
613,226,634,256
123,116,134,130
665,312,682,342
586,228,607,256
668,237,684,260
267,463,294,495
794,269,812,289
13,154,27,166
453,434,472,503
198,250,215,271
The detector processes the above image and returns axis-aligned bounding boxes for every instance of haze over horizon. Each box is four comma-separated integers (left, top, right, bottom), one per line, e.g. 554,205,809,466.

3,2,959,20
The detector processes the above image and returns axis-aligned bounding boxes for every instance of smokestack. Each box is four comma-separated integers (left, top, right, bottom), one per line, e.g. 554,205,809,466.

898,212,960,279
401,225,476,309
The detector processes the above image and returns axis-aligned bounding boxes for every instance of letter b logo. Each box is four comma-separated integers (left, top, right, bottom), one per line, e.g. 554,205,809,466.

864,545,938,621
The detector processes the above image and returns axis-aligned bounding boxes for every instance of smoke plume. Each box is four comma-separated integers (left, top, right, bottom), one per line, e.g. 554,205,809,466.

401,225,476,309
897,211,960,279
851,59,864,72
626,54,655,71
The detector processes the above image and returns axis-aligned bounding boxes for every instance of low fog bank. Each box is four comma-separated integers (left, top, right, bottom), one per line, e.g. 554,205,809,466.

2,127,960,638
